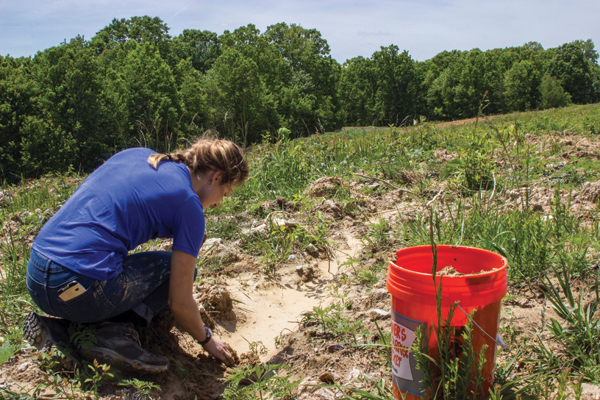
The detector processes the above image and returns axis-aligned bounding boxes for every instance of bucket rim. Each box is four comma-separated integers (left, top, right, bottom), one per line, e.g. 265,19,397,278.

390,244,508,278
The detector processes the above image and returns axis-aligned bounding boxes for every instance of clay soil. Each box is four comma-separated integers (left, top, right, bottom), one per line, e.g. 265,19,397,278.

2,127,600,400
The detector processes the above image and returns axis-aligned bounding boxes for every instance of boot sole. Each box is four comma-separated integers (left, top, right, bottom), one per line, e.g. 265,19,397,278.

23,312,50,351
22,311,82,363
83,347,169,374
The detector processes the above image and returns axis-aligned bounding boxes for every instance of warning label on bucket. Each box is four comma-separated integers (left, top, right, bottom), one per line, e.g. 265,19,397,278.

391,311,425,396
392,320,416,380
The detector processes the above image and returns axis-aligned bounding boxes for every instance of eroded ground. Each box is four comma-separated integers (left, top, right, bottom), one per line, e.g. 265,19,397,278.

2,123,600,399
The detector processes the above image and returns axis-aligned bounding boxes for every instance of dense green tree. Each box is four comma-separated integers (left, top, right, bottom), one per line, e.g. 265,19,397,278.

547,43,593,103
371,45,419,125
173,29,221,73
119,42,184,151
89,16,172,57
2,16,600,181
26,37,113,172
539,73,572,109
264,23,342,132
339,56,377,126
504,60,541,111
0,56,40,181
211,47,278,144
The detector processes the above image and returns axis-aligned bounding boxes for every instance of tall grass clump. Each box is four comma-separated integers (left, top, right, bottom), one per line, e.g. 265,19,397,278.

0,174,81,335
530,265,600,383
399,190,599,282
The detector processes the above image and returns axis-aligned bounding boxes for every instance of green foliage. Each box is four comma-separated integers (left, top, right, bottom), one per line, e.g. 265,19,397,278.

340,46,420,127
240,213,330,273
534,266,600,383
444,129,495,192
327,375,398,400
504,60,540,111
1,15,599,181
302,301,368,344
81,360,114,399
68,323,98,352
119,378,161,400
173,29,221,73
547,42,594,103
212,46,278,144
400,189,598,282
222,363,299,400
539,73,573,109
0,340,22,366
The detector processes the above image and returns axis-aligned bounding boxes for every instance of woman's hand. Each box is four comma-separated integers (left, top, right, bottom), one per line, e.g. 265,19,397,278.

168,251,235,367
203,337,235,367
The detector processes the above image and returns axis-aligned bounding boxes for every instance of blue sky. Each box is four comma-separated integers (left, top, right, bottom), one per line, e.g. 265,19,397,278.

1,0,598,62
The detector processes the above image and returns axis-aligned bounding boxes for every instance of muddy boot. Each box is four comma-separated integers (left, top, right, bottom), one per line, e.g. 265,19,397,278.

22,311,82,363
80,321,169,374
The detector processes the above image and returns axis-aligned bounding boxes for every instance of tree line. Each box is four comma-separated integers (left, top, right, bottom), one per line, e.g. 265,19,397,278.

1,16,599,182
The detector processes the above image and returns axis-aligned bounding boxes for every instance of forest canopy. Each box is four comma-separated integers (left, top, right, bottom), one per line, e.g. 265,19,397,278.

1,16,599,182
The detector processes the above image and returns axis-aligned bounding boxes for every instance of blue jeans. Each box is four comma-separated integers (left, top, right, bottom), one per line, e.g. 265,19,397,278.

26,249,183,325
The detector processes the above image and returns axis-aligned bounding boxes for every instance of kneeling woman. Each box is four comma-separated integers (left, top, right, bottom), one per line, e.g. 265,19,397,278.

24,137,248,372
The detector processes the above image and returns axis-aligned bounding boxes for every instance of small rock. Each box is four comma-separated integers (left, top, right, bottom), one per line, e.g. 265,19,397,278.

327,344,344,353
581,383,600,398
242,224,267,235
531,203,543,212
305,243,319,255
204,238,223,247
318,372,335,384
18,362,30,372
288,254,299,262
315,388,336,399
304,176,342,198
368,309,391,320
295,263,319,282
345,368,361,382
271,217,299,230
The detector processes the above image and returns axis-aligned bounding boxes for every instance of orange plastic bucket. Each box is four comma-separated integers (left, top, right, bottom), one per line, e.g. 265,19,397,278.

387,245,507,399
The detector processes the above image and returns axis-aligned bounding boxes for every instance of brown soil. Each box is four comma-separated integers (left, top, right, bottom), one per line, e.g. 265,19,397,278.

3,122,600,399
436,266,501,277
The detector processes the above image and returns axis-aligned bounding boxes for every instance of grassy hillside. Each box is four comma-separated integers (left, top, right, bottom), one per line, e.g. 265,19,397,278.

1,104,600,399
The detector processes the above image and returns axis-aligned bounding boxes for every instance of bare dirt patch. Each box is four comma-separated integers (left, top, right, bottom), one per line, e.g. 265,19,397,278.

3,144,600,398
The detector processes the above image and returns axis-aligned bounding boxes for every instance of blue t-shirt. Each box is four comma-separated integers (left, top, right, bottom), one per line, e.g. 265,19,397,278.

32,148,205,281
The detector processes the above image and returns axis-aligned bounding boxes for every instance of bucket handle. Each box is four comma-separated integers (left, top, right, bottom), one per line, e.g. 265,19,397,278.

456,304,507,350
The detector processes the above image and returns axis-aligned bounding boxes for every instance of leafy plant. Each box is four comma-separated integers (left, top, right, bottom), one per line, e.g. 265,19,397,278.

302,302,367,344
68,323,97,352
81,359,114,399
119,378,161,400
535,265,600,382
222,363,299,400
0,339,22,365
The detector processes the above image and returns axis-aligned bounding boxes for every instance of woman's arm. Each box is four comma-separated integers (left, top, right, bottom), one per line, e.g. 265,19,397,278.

168,250,234,366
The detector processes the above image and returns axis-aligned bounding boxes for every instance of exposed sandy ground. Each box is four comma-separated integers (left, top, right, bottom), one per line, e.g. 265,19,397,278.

2,132,600,399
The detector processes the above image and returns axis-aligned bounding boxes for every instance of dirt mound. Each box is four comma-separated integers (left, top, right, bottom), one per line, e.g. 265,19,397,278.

581,180,600,203
304,176,343,198
201,238,241,265
434,149,457,162
196,284,234,316
396,170,422,185
259,196,300,212
317,199,344,218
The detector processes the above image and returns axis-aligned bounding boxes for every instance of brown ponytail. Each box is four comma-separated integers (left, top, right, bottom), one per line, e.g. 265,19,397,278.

148,138,249,187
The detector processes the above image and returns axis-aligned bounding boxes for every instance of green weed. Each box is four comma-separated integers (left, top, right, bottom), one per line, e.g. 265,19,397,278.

119,378,161,400
0,339,22,365
399,192,598,282
302,302,368,344
533,265,600,383
222,363,299,400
